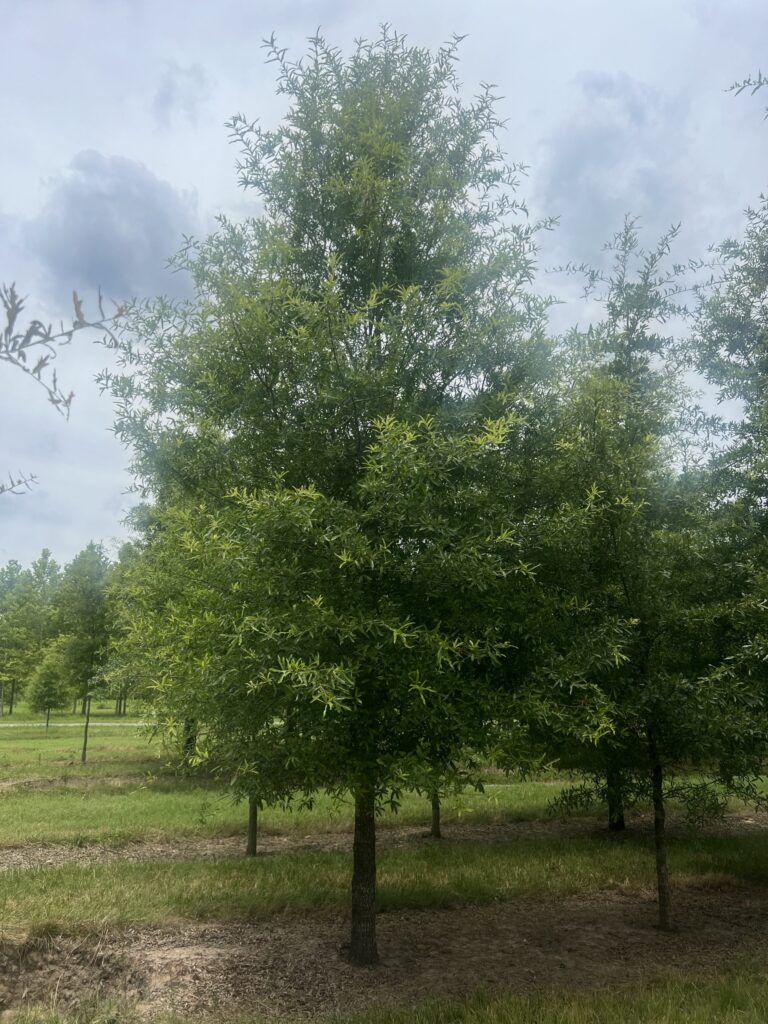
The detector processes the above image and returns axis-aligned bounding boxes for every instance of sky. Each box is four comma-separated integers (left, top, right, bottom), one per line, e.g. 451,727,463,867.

1,0,766,567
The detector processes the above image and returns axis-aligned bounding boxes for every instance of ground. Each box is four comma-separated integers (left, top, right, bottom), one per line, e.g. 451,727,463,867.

3,709,768,1022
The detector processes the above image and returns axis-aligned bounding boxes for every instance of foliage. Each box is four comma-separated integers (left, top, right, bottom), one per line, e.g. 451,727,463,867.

55,542,113,706
27,634,76,717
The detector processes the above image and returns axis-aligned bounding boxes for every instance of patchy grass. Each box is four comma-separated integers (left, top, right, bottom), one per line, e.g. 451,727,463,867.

9,968,768,1023
3,831,768,931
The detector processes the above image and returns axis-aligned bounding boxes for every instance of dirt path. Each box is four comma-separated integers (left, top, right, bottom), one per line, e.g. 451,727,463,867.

2,882,767,1020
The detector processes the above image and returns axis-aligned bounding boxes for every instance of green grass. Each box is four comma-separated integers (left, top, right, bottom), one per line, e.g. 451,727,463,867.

0,778,570,846
3,831,767,931
330,969,768,1024
0,721,163,781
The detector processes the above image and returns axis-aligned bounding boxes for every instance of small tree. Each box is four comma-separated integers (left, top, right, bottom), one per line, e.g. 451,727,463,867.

55,543,112,712
28,635,75,729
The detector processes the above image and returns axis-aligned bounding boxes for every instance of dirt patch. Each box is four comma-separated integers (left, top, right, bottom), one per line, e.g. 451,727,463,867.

0,931,142,1015
0,775,158,793
3,810,768,875
3,882,768,1020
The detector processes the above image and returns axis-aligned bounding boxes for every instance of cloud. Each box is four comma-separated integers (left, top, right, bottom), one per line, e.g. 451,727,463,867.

153,61,209,128
25,151,199,307
535,72,696,267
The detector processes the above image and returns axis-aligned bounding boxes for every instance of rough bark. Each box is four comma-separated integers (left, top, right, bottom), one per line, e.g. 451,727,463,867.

649,733,674,931
430,792,442,839
606,765,626,831
349,787,378,965
246,797,258,857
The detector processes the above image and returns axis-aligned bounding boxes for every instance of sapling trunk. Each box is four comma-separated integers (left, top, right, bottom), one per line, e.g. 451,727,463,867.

649,735,674,931
349,787,378,965
430,791,442,839
246,797,258,857
182,719,197,764
81,697,91,765
606,765,626,831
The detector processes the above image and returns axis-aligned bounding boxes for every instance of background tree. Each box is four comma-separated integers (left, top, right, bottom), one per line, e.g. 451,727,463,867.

55,542,112,713
0,549,60,714
537,221,765,931
27,634,75,729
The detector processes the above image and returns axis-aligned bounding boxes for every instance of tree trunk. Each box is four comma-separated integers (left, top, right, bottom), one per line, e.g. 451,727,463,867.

0,683,4,718
349,787,378,965
649,734,674,931
8,680,15,716
46,707,50,732
430,791,442,839
246,797,258,857
606,765,625,831
81,697,91,764
182,719,197,764
72,696,78,715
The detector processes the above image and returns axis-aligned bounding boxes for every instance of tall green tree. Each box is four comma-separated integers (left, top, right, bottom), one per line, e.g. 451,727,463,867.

103,29,556,964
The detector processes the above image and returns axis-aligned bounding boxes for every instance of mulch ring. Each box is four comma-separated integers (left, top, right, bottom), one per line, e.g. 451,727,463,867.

3,882,768,1021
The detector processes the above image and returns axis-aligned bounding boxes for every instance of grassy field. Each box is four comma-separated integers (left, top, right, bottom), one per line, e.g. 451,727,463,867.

4,706,768,1022
0,707,571,844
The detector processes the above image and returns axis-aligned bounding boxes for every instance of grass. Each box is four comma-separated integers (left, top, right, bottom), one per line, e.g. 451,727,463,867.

0,721,162,781
329,969,768,1024
3,830,768,931
0,768,570,846
10,969,768,1023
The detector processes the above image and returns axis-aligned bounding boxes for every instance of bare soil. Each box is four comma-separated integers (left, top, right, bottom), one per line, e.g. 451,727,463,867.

2,882,768,1020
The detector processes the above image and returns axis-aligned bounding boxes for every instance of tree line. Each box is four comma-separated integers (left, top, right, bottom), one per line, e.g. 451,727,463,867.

3,30,767,967
0,542,139,722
